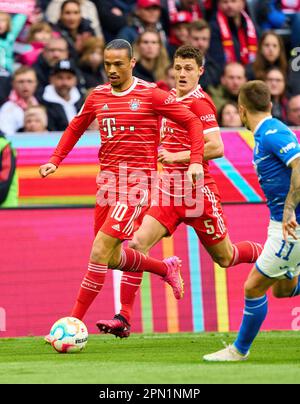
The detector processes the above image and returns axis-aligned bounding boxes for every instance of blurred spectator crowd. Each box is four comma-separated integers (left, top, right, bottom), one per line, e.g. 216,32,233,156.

0,0,299,134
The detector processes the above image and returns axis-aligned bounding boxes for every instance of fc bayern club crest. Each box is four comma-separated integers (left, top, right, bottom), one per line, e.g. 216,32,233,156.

129,99,141,111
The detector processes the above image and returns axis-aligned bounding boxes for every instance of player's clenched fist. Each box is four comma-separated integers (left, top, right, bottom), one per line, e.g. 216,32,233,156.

39,163,57,178
187,163,204,184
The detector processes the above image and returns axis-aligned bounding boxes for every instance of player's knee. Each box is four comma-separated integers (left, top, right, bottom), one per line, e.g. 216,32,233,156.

129,235,150,255
244,283,257,298
90,242,112,263
214,254,232,268
244,280,264,298
90,248,105,263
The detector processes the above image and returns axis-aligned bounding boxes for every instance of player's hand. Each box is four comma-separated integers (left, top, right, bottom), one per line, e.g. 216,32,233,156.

158,149,176,164
39,163,57,178
187,163,204,185
283,208,298,241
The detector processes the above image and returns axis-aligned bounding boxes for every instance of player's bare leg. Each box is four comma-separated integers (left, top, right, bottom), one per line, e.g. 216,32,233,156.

110,214,183,296
97,215,184,337
205,235,263,268
91,231,122,265
272,276,299,298
205,236,234,268
129,214,169,254
244,266,277,297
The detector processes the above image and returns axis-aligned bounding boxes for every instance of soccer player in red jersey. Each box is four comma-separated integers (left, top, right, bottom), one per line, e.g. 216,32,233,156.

97,46,263,338
39,40,204,329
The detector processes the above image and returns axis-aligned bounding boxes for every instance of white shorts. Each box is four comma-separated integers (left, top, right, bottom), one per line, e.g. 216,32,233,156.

256,220,300,280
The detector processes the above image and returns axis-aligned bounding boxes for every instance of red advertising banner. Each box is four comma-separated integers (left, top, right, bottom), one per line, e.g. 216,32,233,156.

1,205,300,337
0,209,115,337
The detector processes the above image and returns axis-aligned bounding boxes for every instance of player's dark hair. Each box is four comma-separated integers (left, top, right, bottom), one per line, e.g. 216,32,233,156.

61,0,81,13
239,80,271,113
174,45,204,67
105,39,133,59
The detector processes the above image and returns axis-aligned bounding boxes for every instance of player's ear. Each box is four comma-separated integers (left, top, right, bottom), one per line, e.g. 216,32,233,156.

130,57,137,69
269,101,273,112
199,66,204,77
238,103,244,118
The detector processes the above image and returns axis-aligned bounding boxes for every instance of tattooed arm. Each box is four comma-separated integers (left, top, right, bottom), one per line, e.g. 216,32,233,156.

283,157,300,240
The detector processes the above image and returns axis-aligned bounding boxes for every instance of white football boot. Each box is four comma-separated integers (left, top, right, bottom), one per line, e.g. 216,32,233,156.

203,344,249,362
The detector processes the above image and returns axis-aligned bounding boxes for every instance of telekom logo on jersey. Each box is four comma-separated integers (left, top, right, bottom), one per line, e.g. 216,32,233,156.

102,118,135,138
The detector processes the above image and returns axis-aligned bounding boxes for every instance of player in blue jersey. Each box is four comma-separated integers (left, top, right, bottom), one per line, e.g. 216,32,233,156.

203,80,300,362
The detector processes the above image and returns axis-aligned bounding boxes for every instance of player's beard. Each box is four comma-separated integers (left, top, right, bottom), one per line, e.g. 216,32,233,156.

110,82,122,90
109,77,124,91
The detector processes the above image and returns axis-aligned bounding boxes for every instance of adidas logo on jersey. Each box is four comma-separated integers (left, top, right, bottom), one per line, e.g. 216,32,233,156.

112,224,121,231
102,104,109,110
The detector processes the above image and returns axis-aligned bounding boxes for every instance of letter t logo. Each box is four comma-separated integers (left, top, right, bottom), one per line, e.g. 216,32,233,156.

103,118,116,138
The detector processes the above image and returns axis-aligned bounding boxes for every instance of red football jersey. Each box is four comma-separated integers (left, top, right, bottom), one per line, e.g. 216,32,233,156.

161,85,220,186
49,77,204,192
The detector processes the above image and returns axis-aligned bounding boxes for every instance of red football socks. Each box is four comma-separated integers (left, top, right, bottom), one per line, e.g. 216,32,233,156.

115,248,168,323
118,248,168,276
116,241,263,323
71,262,107,320
119,272,143,323
229,241,263,267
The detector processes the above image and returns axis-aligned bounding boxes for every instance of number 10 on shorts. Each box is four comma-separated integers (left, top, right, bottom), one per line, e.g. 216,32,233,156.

111,202,128,222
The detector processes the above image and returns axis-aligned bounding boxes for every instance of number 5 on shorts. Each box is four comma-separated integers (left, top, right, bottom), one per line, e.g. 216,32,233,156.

204,219,215,235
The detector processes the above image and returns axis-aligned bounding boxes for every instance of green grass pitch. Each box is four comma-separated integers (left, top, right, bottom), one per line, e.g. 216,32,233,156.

0,331,300,384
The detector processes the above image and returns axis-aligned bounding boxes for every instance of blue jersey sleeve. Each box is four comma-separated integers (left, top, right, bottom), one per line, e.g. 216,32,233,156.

263,129,300,167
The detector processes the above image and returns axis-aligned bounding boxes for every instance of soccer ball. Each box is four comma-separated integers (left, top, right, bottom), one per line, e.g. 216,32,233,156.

49,317,88,353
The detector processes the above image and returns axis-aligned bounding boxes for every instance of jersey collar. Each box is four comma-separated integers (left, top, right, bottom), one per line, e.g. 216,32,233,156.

111,77,138,97
176,85,201,101
253,116,273,136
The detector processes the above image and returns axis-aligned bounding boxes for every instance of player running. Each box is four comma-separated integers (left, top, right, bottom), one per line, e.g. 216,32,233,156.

39,39,205,330
203,80,300,362
97,46,263,338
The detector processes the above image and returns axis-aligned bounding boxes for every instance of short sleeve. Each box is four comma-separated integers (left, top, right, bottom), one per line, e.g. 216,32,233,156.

152,88,204,164
263,129,300,167
189,98,219,135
